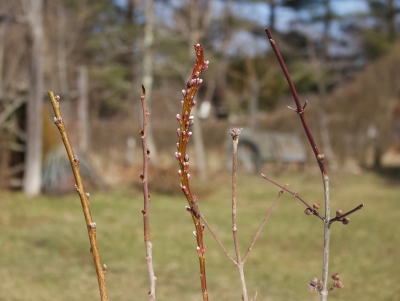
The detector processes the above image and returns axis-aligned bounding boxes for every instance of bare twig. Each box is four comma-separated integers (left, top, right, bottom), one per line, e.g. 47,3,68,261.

198,212,237,265
264,28,363,301
229,128,248,301
261,174,324,221
265,28,332,300
175,44,209,301
329,204,364,225
139,86,157,301
47,92,108,301
265,29,327,176
243,184,287,264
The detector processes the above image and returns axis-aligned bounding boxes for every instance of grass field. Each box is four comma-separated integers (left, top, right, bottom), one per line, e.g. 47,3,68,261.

0,171,399,301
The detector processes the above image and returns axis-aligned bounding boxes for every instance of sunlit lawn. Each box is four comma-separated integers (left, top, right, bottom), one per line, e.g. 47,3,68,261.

0,171,399,300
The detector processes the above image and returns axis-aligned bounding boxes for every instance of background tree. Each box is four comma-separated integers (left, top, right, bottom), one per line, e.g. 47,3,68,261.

23,0,44,196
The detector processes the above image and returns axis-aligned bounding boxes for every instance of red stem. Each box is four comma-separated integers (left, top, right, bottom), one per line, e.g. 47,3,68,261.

265,28,327,176
176,44,209,301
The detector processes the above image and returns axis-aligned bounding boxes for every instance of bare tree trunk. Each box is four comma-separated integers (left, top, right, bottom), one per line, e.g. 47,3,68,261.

268,0,276,33
23,0,44,196
307,12,338,170
245,58,260,132
0,11,6,93
191,108,207,179
141,0,158,164
313,75,337,171
186,0,215,180
388,0,397,39
57,2,71,119
77,65,89,154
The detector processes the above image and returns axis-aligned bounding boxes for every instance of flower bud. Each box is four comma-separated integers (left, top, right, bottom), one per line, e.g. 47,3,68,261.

308,284,316,291
336,209,343,217
313,203,320,209
342,217,350,225
336,281,344,289
331,273,340,281
304,208,312,215
310,278,319,286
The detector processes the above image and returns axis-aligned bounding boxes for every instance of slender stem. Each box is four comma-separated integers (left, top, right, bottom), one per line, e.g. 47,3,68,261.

243,184,287,264
176,44,209,301
329,204,364,225
199,212,237,265
321,175,330,301
261,174,325,221
139,86,157,301
265,28,327,176
230,128,248,301
265,29,331,301
48,92,108,301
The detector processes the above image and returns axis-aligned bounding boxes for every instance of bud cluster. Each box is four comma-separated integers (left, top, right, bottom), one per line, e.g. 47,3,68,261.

303,202,320,216
335,209,350,225
308,273,344,293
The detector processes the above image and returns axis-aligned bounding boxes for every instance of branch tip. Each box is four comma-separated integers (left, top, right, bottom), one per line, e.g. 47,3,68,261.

229,127,243,140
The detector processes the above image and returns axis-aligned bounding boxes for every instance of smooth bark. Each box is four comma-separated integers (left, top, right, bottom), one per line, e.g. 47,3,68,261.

23,0,44,196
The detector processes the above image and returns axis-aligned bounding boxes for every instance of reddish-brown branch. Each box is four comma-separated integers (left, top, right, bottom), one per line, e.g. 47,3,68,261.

265,29,364,301
264,29,332,300
329,204,364,225
265,28,327,176
175,44,209,301
140,85,151,242
140,85,157,301
261,174,325,221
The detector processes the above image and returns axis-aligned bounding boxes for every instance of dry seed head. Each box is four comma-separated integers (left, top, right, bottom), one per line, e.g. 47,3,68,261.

313,203,320,209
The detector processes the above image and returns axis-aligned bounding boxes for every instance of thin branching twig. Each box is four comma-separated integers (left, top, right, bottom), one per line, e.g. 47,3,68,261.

48,92,108,301
139,86,157,301
243,184,287,264
261,174,324,221
264,28,363,301
198,212,237,265
229,128,248,301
